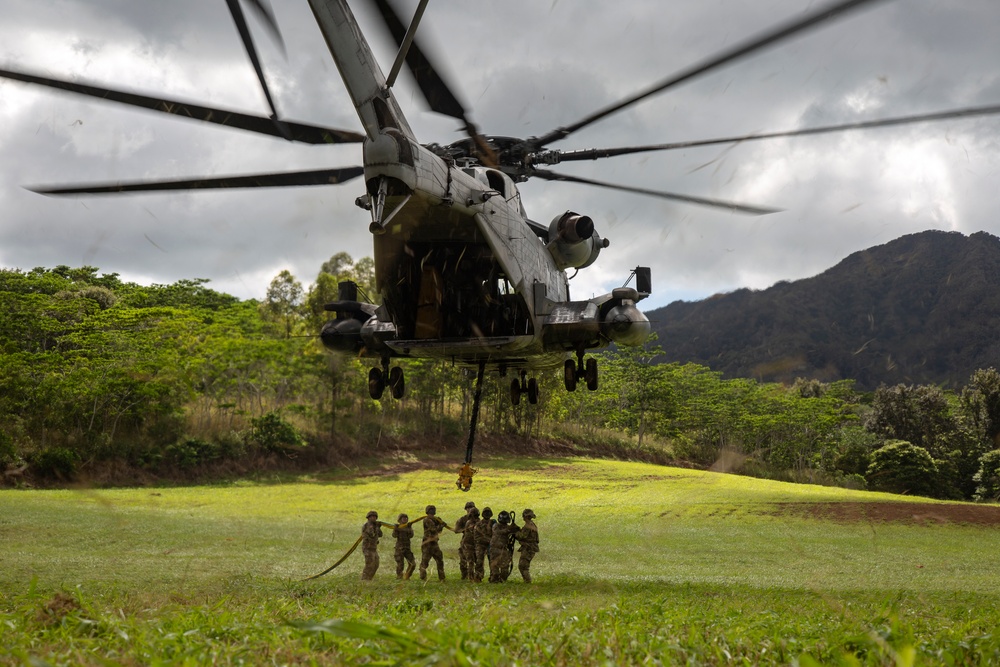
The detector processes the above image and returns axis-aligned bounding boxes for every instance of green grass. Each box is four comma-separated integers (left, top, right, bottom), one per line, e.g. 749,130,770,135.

2,457,1000,665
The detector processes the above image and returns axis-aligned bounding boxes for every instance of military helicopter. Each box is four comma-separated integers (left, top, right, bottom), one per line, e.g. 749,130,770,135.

3,0,999,487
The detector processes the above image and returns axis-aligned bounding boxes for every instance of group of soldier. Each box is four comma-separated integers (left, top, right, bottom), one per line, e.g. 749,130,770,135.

360,502,539,583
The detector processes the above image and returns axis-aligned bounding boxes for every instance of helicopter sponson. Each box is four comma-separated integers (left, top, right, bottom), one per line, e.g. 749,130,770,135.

599,287,651,347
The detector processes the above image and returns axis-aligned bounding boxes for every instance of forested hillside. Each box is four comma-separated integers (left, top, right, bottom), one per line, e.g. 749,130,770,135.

3,260,1000,503
650,230,1000,390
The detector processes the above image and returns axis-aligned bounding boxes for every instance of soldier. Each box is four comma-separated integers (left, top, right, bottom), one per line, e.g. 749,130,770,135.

419,504,446,581
392,512,416,579
473,506,494,583
361,510,382,580
488,510,519,583
458,507,480,582
514,508,539,583
453,501,477,580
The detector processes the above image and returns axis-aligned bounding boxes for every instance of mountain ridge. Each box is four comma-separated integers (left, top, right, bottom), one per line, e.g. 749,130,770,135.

647,230,1000,390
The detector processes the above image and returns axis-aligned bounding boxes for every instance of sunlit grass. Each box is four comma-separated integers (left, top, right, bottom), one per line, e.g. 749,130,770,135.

3,457,1000,664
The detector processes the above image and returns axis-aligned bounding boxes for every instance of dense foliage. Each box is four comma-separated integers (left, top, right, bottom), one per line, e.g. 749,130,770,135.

3,262,1000,500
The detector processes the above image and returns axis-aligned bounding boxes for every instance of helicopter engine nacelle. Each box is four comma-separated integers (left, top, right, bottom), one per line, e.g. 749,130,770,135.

546,211,609,270
600,288,651,346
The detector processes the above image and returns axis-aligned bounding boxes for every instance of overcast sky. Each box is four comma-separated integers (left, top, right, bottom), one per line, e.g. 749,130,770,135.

1,0,998,310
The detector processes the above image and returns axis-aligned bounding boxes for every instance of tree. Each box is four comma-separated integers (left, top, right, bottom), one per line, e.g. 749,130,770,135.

866,440,939,497
601,334,673,446
263,270,304,338
973,449,1000,502
318,252,354,279
304,272,341,331
864,384,959,458
961,368,1000,449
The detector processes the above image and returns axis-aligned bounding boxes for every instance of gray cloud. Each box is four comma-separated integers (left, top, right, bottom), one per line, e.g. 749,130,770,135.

1,0,998,310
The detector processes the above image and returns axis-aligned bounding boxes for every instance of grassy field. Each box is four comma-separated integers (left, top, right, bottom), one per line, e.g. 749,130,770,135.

3,457,1000,665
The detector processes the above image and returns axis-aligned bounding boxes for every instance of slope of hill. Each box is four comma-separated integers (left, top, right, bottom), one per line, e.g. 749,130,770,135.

649,230,1000,390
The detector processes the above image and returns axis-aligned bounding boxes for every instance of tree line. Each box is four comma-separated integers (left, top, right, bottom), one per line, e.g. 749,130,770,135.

2,260,999,502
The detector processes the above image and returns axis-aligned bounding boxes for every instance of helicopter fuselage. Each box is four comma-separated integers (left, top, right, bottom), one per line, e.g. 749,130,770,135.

312,0,650,372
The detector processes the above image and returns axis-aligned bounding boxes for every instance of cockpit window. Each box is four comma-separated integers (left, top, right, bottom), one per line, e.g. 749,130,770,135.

486,170,506,197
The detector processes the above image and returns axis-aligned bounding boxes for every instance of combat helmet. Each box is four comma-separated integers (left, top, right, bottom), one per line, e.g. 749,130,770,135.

397,513,408,523
481,507,493,519
367,510,378,520
425,504,436,515
469,507,480,519
464,501,476,510
497,511,511,525
522,509,536,520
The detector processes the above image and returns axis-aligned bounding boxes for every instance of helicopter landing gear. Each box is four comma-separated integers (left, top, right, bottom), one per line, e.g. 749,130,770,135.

509,371,539,405
563,359,577,392
388,365,405,399
368,359,405,400
368,367,384,399
564,350,598,392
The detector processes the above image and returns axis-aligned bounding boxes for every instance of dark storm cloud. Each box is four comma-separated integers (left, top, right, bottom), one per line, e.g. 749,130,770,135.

1,0,998,307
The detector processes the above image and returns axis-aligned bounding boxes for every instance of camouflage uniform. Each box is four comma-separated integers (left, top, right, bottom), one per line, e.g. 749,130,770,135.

419,505,446,581
488,511,519,583
453,501,477,580
459,508,480,582
473,507,495,583
392,513,415,579
514,509,539,583
361,511,382,580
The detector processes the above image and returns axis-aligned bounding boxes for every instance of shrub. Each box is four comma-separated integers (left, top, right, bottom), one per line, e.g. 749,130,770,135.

30,447,79,480
973,449,1000,502
165,438,221,468
839,473,868,491
831,426,881,476
249,412,306,453
866,440,939,497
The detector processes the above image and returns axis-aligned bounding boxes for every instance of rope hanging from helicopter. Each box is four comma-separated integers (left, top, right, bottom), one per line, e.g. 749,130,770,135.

456,361,485,492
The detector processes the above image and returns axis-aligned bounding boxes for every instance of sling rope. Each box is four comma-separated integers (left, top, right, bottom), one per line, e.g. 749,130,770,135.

302,517,453,580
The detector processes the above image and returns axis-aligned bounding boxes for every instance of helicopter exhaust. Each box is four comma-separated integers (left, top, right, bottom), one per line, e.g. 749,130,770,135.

546,211,609,270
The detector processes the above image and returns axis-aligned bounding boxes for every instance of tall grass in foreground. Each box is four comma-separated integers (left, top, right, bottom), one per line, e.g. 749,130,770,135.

2,458,1000,665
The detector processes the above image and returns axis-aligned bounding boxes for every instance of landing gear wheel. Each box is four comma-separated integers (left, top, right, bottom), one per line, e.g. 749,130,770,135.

510,378,521,406
585,358,598,391
389,366,405,399
527,377,539,404
564,359,577,391
368,367,385,399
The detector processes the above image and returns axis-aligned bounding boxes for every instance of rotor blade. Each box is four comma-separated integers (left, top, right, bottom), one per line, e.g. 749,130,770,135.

225,0,286,138
531,0,890,148
0,67,364,145
29,166,365,196
241,0,286,54
552,103,1000,162
532,169,781,216
369,0,497,165
370,0,462,118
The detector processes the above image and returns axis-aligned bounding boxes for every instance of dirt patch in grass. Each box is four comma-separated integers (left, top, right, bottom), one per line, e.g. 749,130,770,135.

774,501,1000,526
34,593,80,625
